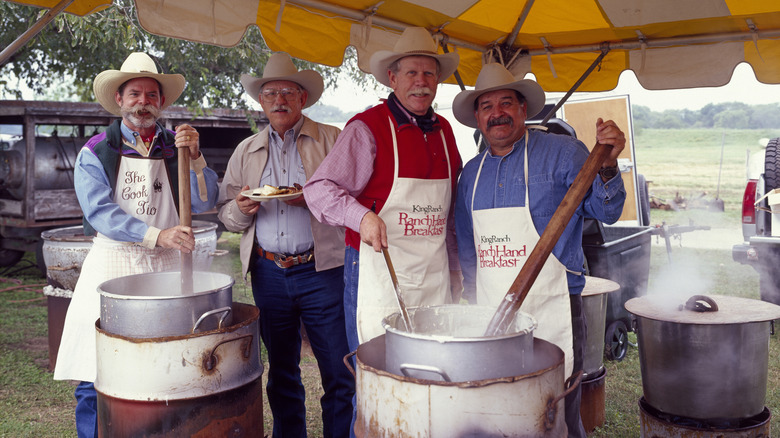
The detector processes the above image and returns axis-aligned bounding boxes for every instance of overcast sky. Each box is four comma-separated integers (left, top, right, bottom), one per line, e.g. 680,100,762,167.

320,62,780,115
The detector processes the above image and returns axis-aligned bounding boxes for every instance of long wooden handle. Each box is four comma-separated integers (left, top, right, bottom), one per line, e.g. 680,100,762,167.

382,248,414,332
179,146,193,294
484,142,612,336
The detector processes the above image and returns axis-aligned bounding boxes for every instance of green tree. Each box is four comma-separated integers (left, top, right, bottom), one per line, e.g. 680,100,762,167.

714,109,750,128
1,0,368,110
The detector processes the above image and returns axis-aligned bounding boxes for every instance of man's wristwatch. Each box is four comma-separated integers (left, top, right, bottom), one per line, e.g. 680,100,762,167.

599,165,619,180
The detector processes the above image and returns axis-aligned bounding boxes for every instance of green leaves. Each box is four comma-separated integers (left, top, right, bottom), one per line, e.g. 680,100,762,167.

1,0,362,110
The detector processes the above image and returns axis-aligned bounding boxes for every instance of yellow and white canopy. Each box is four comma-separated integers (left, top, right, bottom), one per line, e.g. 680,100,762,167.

130,0,780,91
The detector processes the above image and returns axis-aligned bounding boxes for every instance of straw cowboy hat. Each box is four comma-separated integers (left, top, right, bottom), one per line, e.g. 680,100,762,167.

240,53,324,109
452,63,546,129
369,27,460,88
93,52,186,116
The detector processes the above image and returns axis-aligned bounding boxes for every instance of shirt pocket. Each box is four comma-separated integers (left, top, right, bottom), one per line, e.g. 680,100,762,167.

259,165,272,187
528,172,556,217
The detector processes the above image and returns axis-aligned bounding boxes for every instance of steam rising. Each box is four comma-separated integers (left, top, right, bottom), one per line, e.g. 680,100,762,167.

646,255,713,306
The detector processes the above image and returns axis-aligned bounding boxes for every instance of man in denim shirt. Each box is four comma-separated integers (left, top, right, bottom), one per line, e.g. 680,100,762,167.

453,63,626,438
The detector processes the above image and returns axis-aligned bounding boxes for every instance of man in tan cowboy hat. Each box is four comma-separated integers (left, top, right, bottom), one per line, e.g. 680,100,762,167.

305,26,463,345
217,52,353,438
304,26,463,434
53,52,219,438
452,62,627,437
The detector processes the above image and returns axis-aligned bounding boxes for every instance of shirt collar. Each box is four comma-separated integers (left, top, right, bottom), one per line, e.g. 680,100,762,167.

120,122,162,148
269,116,304,145
486,133,527,158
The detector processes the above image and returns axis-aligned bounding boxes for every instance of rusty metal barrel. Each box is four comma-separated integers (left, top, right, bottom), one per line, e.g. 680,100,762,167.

350,335,572,437
94,302,264,437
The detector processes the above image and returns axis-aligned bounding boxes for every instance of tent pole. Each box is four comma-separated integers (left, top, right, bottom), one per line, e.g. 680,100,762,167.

0,0,75,66
540,46,610,126
503,0,535,47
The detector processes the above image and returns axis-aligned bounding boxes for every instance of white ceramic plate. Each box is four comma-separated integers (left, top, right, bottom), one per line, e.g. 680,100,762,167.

241,189,302,202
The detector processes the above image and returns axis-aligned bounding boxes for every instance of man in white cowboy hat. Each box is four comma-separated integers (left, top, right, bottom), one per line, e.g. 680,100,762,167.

53,52,219,438
305,26,463,350
452,62,627,437
217,52,353,438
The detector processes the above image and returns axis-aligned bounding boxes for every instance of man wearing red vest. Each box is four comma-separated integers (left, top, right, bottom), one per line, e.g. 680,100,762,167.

305,27,463,353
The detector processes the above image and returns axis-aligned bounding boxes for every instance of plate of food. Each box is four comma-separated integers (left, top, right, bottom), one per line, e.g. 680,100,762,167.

241,184,303,202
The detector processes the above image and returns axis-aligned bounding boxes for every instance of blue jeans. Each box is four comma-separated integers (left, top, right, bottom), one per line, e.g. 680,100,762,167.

74,381,97,438
251,256,354,438
343,247,360,438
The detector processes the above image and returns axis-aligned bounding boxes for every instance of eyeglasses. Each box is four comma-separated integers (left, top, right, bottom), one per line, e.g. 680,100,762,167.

260,88,301,102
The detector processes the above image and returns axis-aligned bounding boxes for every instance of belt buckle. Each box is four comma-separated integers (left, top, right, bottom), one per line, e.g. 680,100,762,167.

273,253,289,269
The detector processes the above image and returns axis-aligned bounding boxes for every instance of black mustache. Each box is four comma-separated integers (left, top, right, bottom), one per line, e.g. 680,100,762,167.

487,117,512,127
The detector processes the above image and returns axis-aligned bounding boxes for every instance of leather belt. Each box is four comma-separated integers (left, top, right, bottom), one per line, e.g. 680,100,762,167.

256,245,314,269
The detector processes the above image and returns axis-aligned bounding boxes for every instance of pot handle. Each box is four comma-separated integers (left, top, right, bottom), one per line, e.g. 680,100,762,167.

682,295,718,312
399,363,452,382
545,370,583,430
203,333,254,371
191,306,232,333
343,350,356,378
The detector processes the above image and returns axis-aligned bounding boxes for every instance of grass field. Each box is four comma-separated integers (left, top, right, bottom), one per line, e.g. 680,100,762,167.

1,127,779,437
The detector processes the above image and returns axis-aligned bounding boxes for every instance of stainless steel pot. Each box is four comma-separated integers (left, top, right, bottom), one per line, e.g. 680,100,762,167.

95,302,262,401
348,335,574,437
626,294,780,420
382,305,536,381
41,220,222,291
99,271,234,338
582,276,620,377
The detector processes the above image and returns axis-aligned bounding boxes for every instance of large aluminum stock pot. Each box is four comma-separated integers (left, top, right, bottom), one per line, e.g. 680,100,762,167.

382,305,537,381
626,294,780,420
99,271,234,338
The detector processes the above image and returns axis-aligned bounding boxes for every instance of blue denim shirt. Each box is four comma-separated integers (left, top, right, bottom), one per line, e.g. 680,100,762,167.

454,129,626,301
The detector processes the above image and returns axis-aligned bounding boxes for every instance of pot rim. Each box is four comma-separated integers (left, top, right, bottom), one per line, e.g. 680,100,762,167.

98,271,234,301
626,294,780,324
357,335,563,387
382,304,537,342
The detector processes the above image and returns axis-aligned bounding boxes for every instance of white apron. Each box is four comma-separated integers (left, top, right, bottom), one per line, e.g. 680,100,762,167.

471,133,574,377
54,151,180,382
356,117,453,343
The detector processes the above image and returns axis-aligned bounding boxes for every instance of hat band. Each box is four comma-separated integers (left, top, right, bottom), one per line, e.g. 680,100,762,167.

399,50,440,56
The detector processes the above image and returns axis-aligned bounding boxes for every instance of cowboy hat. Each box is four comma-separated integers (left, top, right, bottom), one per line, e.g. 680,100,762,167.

93,52,186,116
369,27,460,88
452,63,546,129
240,52,324,109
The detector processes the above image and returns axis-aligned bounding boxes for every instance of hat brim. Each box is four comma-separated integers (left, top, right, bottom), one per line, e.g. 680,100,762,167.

240,71,324,109
452,79,546,129
369,51,460,87
93,71,185,116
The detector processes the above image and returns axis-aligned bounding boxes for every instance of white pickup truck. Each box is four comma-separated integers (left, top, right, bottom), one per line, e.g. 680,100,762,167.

733,138,780,304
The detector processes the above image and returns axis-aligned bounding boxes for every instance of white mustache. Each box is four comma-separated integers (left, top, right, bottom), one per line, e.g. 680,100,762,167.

271,105,291,112
128,103,161,119
407,88,432,97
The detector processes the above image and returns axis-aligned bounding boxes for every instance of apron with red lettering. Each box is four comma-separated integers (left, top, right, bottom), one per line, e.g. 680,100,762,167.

356,118,452,343
471,133,574,377
54,151,180,382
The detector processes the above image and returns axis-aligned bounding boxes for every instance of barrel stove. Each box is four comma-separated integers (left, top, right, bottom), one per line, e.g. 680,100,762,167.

351,334,574,437
95,302,264,437
627,294,780,437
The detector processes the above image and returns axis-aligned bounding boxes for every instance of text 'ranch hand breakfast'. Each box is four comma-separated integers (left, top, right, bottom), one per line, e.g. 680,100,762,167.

253,183,303,196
